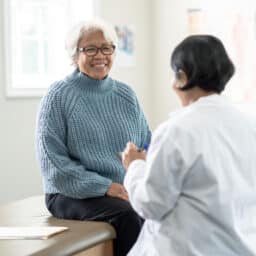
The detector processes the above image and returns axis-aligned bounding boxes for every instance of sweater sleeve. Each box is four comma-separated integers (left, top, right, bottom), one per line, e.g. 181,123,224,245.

36,85,112,199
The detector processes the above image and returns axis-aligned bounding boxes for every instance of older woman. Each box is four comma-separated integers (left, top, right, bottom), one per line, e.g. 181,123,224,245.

122,35,256,255
36,19,151,256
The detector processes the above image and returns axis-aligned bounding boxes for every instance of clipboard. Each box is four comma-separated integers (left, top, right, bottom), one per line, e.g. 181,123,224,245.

0,226,69,240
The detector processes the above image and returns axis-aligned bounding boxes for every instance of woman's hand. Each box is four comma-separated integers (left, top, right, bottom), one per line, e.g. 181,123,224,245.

122,142,146,170
106,182,129,201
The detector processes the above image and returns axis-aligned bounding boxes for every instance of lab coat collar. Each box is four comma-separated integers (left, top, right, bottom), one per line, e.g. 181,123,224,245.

168,94,229,118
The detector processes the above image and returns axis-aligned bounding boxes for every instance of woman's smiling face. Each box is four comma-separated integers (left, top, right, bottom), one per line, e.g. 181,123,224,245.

75,31,115,80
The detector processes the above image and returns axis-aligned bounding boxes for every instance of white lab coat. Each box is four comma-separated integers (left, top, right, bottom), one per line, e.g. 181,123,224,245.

124,94,256,256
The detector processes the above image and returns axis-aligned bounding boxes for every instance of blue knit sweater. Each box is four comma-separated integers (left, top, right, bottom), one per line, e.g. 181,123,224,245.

36,69,151,199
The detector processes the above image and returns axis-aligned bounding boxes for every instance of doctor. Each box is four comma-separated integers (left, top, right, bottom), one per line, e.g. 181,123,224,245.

122,35,256,256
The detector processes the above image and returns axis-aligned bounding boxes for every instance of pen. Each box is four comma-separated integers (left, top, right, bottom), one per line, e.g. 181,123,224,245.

117,143,149,159
137,143,149,152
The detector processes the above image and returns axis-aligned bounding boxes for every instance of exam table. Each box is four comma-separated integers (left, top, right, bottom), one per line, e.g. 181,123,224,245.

0,195,116,256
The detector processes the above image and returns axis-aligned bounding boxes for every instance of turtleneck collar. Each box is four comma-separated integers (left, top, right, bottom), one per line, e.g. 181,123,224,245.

66,68,113,95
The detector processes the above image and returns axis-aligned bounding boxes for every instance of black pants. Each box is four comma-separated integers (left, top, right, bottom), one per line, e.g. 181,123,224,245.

45,194,143,256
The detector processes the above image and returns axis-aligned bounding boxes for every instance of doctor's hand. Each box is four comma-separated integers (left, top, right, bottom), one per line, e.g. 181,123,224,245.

122,142,146,170
106,182,129,201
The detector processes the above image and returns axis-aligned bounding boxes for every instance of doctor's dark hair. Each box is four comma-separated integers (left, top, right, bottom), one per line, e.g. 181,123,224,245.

170,35,235,93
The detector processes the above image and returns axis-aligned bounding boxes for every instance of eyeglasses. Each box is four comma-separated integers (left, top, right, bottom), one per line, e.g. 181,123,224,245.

77,45,116,56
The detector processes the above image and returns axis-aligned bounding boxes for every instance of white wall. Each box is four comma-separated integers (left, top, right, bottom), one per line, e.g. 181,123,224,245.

0,1,43,204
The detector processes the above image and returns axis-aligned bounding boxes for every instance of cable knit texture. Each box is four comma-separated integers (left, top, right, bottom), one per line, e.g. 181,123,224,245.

36,69,151,199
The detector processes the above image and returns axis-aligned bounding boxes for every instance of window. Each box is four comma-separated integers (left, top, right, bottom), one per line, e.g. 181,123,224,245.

4,0,95,97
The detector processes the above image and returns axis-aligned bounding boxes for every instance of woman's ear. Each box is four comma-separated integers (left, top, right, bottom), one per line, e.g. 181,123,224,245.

73,53,78,64
175,69,188,89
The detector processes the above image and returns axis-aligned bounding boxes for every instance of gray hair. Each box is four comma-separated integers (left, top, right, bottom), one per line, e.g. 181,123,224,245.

65,19,118,64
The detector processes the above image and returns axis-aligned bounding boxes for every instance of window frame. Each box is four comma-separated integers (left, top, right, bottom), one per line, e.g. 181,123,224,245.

3,0,99,98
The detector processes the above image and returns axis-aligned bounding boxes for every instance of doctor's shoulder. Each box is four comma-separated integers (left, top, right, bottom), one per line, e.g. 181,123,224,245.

151,117,184,144
153,108,198,144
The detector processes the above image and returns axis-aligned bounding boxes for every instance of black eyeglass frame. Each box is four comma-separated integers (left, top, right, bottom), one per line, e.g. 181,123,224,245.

77,45,116,56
